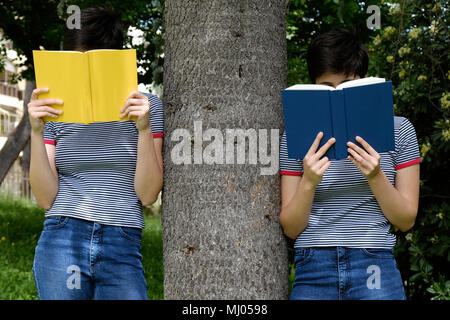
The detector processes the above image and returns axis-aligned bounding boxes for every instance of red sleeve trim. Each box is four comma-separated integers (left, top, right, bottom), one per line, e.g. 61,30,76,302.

152,132,164,138
395,158,421,170
280,170,303,176
44,139,56,146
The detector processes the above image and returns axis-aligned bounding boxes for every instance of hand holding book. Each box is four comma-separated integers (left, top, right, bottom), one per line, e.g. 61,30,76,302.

301,132,336,188
28,88,63,134
120,90,151,132
301,132,383,185
347,136,382,180
33,49,138,123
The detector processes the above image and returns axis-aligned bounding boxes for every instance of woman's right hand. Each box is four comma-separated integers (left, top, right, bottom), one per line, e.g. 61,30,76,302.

302,132,336,188
28,88,63,133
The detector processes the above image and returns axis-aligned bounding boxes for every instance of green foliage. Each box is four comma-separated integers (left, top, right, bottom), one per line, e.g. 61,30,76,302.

287,0,449,300
368,0,449,301
0,194,164,300
0,0,65,81
0,0,164,85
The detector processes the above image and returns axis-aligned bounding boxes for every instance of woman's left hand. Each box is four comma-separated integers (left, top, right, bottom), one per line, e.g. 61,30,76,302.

120,91,151,132
347,136,381,180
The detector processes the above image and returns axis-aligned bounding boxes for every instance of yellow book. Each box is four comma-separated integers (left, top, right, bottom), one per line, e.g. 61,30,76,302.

32,49,138,123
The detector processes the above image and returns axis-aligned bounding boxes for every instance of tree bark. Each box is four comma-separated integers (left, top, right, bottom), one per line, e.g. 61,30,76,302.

162,0,289,299
0,80,34,186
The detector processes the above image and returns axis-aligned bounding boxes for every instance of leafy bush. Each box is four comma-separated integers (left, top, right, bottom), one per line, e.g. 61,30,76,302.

367,0,449,300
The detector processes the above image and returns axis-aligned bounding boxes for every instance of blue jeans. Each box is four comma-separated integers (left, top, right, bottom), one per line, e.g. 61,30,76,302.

290,247,406,300
32,216,147,300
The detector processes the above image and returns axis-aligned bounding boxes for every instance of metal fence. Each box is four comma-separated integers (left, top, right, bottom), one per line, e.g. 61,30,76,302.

0,161,34,201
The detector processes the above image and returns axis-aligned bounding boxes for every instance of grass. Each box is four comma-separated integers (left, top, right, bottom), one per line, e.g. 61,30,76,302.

0,194,43,299
0,194,164,300
141,213,164,300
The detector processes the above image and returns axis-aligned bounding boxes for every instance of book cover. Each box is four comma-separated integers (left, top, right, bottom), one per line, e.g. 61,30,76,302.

281,77,395,160
33,49,138,123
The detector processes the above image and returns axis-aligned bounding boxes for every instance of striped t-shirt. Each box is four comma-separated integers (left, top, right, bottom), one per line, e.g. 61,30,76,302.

280,116,421,249
43,92,164,229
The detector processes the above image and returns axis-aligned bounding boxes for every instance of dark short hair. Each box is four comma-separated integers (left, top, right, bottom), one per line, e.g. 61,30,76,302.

306,29,368,83
63,6,124,51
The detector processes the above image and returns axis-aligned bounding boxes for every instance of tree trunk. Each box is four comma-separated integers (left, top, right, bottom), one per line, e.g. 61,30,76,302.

162,0,289,299
0,80,35,186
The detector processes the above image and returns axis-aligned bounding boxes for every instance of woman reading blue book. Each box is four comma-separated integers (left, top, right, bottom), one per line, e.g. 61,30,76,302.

28,6,163,299
279,29,421,300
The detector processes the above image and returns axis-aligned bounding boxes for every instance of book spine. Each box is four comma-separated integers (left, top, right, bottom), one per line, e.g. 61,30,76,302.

87,53,94,123
327,91,336,160
330,90,347,160
343,89,350,155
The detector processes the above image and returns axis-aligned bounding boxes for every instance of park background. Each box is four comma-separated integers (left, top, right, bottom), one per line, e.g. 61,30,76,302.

0,0,448,300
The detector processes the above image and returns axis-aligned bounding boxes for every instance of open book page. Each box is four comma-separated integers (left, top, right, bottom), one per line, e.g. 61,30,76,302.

284,84,334,90
87,49,138,122
335,77,385,89
284,77,386,91
33,50,92,123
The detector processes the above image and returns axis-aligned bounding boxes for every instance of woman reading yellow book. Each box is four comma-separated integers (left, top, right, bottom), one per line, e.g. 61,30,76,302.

28,6,163,300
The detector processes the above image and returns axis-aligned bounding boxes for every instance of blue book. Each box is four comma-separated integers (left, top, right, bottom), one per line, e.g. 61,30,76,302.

281,77,395,160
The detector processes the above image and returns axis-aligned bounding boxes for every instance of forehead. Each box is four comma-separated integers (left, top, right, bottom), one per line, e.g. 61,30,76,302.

316,72,359,84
